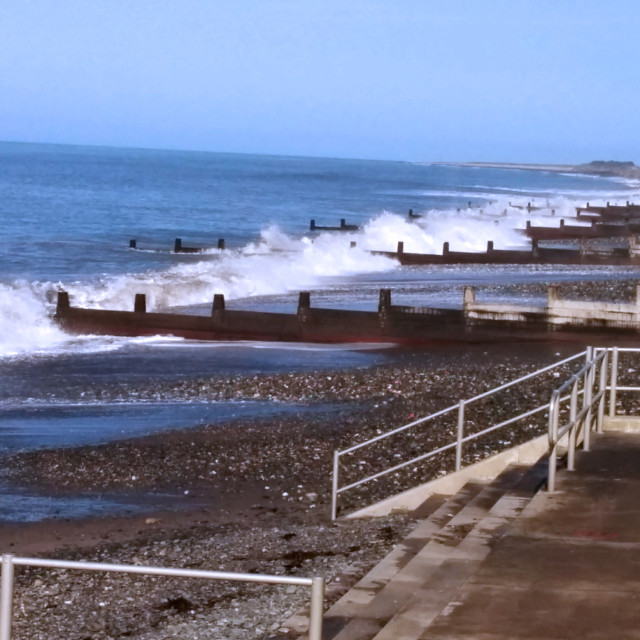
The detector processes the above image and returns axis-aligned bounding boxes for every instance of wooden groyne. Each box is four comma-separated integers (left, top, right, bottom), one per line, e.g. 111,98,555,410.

310,219,360,232
523,219,640,241
53,286,640,346
129,238,226,253
576,202,640,218
372,240,640,266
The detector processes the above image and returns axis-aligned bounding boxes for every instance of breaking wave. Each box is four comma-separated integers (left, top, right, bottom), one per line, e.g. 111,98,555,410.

0,195,633,358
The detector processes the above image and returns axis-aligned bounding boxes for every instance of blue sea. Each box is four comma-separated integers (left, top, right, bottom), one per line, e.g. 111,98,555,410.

1,141,639,520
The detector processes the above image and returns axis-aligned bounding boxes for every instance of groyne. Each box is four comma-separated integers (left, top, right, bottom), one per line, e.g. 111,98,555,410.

372,240,640,266
128,238,226,252
54,286,640,346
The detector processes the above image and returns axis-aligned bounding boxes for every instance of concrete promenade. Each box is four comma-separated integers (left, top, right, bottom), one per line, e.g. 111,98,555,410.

422,428,640,640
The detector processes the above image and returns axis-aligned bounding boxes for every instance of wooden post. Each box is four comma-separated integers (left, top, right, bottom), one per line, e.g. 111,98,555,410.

212,294,225,313
134,294,146,314
487,241,494,253
310,220,316,231
129,239,137,249
56,291,70,315
297,291,311,324
378,289,391,330
212,294,225,323
443,242,450,255
378,289,391,313
397,241,404,255
174,238,182,253
217,238,225,250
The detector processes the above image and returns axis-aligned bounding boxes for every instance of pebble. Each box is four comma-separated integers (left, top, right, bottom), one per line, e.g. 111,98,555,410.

5,278,640,639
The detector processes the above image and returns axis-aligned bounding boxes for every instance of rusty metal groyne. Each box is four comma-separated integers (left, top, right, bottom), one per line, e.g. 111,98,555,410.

53,286,640,346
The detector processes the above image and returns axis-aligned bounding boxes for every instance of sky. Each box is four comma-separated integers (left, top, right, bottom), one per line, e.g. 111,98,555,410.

1,0,639,163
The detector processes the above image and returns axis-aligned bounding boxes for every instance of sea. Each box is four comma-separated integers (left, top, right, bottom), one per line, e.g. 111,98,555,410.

1,140,640,521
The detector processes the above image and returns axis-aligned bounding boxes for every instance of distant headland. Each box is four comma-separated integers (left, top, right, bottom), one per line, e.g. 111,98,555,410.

436,160,640,180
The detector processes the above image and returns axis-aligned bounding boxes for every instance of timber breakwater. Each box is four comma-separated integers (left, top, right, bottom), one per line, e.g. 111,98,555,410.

54,285,640,346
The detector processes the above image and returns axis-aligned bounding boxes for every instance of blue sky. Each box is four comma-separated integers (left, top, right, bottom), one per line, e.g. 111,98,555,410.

1,0,639,163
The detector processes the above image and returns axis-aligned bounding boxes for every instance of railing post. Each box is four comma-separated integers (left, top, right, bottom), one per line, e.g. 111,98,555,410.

331,452,339,521
0,554,14,640
455,400,465,471
308,577,325,640
583,347,593,452
568,379,578,471
547,393,559,492
609,347,619,417
598,350,608,433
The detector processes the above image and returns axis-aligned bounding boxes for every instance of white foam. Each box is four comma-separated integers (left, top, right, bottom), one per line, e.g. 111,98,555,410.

2,193,636,358
61,226,398,312
0,282,69,357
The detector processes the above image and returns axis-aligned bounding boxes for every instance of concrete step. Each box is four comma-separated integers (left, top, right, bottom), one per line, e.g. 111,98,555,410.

274,481,487,639
371,458,548,640
419,431,640,639
320,483,486,627
326,464,533,640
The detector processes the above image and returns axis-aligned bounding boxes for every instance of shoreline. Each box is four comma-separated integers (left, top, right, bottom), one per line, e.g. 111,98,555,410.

425,160,640,180
429,160,574,173
4,279,640,638
0,342,571,638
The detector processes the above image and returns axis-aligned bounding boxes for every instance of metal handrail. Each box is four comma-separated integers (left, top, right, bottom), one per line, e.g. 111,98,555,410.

331,350,588,519
547,347,608,491
547,346,640,491
0,554,324,640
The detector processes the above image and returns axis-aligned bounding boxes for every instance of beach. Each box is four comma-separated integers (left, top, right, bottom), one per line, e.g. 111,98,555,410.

2,145,640,637
1,323,630,639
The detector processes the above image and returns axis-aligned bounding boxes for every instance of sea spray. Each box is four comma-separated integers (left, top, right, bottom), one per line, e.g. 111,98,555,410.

0,197,631,359
0,282,72,357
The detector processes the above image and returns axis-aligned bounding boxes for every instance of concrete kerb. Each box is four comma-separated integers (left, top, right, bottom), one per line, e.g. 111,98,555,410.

603,415,640,433
346,435,549,519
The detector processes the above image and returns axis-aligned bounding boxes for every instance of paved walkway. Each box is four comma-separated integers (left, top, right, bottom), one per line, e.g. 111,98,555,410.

421,430,640,640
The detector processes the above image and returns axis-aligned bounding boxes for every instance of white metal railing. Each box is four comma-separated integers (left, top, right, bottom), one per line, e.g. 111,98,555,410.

331,350,588,519
547,346,640,491
0,554,324,640
332,345,640,518
546,346,605,491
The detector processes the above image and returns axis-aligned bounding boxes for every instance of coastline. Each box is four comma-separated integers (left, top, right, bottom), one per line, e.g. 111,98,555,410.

0,341,593,639
3,279,640,638
430,161,574,173
425,160,640,180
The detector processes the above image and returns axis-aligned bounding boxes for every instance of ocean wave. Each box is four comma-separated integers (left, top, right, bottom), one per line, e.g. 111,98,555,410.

0,199,635,359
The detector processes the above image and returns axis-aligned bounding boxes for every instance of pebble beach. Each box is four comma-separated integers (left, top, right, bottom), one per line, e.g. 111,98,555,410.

2,278,640,639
